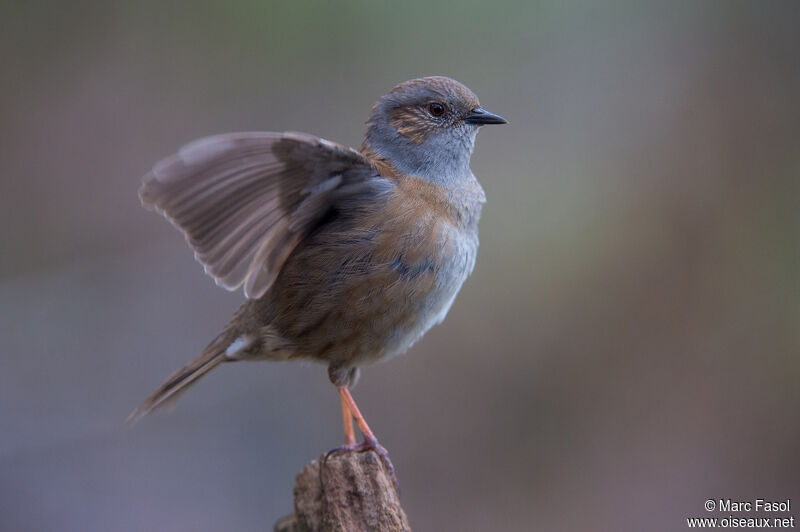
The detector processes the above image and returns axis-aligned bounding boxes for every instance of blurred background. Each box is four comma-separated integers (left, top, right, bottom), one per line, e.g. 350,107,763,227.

1,1,798,531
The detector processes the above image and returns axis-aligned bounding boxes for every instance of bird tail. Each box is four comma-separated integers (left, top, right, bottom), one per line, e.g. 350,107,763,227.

127,334,230,424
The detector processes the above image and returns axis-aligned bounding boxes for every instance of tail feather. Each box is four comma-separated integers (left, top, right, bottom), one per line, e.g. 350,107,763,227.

128,339,229,424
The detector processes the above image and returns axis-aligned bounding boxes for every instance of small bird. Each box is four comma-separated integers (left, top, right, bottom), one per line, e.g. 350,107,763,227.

131,76,506,479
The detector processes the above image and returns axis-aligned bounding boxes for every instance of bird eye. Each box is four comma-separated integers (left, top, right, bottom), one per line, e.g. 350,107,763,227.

428,102,445,117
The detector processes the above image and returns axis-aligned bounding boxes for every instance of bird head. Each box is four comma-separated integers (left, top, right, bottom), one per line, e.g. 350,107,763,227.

364,76,506,186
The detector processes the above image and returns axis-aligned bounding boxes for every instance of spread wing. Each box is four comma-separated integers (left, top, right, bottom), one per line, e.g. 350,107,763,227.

140,131,377,299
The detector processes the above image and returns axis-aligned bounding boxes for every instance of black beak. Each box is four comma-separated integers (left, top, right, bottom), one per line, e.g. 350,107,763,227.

464,107,508,125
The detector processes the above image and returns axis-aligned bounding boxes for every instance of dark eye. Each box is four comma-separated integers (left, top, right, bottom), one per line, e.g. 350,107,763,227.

428,102,445,117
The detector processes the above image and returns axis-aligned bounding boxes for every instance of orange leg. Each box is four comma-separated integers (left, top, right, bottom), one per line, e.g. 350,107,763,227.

331,387,398,490
339,387,377,440
341,391,356,446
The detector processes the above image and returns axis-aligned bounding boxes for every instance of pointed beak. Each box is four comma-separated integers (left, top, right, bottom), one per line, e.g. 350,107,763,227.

464,107,508,125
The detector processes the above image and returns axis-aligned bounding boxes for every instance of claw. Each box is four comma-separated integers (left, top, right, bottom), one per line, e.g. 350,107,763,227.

325,435,399,492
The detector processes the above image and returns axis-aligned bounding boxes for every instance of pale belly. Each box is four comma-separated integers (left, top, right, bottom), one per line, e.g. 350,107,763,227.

365,226,479,364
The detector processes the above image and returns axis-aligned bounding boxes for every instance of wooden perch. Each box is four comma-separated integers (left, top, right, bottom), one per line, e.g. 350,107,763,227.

274,451,411,532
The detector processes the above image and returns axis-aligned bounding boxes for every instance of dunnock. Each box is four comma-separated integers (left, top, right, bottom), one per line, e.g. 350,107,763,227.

132,76,506,479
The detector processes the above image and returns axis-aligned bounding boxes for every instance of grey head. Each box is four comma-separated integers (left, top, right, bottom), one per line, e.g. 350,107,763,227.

363,76,506,187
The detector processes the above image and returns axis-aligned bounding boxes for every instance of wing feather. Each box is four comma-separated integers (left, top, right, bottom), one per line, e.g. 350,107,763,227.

140,131,373,299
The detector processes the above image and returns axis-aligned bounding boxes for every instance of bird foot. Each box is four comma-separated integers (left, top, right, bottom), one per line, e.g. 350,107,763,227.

326,435,399,492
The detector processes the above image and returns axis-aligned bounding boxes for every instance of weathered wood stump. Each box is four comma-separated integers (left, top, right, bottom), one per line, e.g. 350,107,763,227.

274,451,410,532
